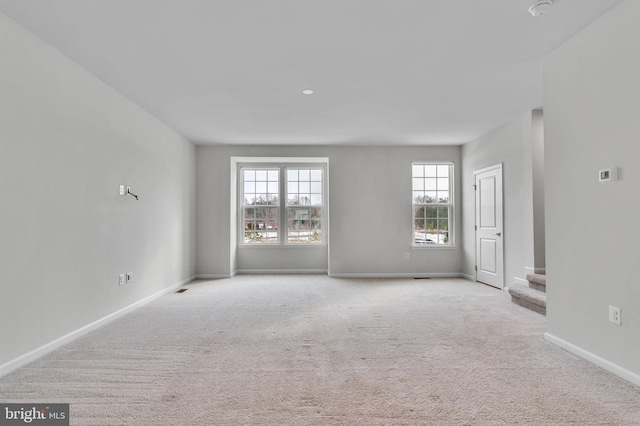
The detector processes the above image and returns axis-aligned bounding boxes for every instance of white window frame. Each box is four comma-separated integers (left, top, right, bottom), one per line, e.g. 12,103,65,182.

411,161,455,247
285,167,325,244
240,167,281,244
237,159,327,247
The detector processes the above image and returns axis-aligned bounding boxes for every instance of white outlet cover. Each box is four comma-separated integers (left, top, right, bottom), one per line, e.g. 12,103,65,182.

609,305,621,325
119,274,126,286
126,272,133,283
119,185,125,195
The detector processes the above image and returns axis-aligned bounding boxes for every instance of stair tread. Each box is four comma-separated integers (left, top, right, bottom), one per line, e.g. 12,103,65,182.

509,284,546,307
526,273,546,285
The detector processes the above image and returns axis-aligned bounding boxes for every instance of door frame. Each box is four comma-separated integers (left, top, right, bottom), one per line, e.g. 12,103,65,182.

474,164,504,289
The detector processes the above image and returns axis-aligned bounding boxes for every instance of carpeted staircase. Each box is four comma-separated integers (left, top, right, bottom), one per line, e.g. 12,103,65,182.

508,273,546,315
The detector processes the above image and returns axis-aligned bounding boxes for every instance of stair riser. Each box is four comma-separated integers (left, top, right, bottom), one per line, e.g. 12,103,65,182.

511,296,546,315
529,282,546,293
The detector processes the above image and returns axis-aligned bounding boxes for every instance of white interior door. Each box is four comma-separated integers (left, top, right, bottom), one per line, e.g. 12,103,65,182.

475,165,504,289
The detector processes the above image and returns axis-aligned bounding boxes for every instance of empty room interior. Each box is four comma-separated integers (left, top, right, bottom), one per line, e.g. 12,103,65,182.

1,0,640,424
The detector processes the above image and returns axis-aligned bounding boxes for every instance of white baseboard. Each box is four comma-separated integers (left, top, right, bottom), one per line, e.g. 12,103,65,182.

525,266,546,275
327,272,464,279
513,276,528,286
201,271,467,279
236,269,328,275
195,274,234,279
0,275,195,378
544,333,640,388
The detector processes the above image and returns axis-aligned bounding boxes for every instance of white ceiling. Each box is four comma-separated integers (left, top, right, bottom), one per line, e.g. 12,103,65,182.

0,0,623,146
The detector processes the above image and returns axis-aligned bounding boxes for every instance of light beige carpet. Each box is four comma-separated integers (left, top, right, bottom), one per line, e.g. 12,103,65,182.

1,275,639,425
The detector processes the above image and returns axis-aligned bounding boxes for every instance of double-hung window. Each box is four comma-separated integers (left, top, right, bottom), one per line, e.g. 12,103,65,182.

286,168,323,243
240,164,325,245
242,168,280,244
412,162,454,245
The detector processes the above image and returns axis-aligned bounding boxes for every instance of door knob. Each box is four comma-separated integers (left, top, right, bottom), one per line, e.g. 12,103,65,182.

494,232,502,236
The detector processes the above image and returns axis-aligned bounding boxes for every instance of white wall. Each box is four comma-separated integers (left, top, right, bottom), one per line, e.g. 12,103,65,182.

196,145,462,277
544,0,640,380
195,147,233,276
0,13,196,370
461,112,536,285
531,110,545,271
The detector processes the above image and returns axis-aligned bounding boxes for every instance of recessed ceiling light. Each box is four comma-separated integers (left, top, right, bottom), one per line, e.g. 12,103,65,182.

302,89,314,95
529,0,552,17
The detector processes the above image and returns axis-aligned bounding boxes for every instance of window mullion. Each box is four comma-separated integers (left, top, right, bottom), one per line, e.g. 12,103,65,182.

280,167,286,244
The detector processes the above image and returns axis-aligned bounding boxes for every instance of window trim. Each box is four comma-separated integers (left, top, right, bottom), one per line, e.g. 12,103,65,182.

236,159,328,247
284,166,325,245
411,161,455,248
240,166,281,244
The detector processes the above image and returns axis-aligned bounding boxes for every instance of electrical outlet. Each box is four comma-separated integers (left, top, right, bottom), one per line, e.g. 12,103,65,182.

126,272,133,283
404,252,410,260
609,305,621,325
119,274,126,286
119,185,125,195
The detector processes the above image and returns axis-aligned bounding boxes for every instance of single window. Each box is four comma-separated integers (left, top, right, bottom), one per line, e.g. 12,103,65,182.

241,168,280,244
286,168,323,243
412,162,453,245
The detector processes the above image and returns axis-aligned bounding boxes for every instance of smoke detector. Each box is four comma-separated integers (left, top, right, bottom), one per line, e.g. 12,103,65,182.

529,1,553,17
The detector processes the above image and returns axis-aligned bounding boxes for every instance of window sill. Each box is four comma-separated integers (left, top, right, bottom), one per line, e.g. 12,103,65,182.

411,244,457,249
239,244,327,248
